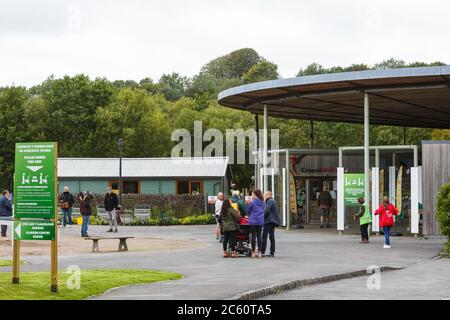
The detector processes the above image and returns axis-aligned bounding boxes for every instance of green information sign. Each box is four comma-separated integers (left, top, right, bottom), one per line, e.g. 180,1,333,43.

344,173,365,206
14,220,55,241
14,143,57,219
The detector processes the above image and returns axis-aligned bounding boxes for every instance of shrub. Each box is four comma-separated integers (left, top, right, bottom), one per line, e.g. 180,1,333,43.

436,183,450,254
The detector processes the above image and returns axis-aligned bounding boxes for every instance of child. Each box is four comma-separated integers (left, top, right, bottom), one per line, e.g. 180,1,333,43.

374,196,399,249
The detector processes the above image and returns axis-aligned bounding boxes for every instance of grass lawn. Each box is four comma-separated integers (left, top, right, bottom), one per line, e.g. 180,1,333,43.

0,269,182,300
0,260,28,266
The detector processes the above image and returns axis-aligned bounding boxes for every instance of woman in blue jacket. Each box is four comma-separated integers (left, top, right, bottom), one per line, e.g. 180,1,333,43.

246,189,265,258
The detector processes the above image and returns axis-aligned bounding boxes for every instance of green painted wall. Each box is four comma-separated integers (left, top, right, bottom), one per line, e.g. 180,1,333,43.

58,180,80,193
140,180,161,194
204,179,222,196
79,180,109,194
160,180,176,194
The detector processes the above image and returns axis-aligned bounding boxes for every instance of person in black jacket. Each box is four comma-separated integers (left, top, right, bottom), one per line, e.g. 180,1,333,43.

261,191,280,257
0,190,13,237
104,187,119,233
59,186,75,227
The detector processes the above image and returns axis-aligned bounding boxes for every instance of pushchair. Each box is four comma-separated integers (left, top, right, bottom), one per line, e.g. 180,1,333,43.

235,216,252,257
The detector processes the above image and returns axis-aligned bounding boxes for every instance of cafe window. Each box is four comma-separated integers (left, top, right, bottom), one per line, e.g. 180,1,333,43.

109,180,140,194
177,180,203,195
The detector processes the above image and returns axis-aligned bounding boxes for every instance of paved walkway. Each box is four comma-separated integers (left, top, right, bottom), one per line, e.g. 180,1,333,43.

260,258,450,300
0,225,445,300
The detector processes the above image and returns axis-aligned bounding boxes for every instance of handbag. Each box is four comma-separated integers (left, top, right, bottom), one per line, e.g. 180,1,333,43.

61,202,69,210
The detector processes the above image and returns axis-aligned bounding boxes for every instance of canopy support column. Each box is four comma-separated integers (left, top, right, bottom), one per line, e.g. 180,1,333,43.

364,94,370,212
255,114,259,190
263,104,268,192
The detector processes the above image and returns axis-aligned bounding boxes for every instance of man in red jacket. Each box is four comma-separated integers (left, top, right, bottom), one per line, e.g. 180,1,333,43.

374,196,399,249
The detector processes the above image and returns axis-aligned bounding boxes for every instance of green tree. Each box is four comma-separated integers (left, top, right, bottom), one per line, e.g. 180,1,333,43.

242,61,279,84
158,73,190,101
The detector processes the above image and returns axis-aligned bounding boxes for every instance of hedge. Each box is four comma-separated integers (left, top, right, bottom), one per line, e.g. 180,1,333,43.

436,183,450,255
88,214,215,226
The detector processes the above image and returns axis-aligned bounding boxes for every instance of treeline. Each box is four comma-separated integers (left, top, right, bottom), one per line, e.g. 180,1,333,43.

0,48,449,189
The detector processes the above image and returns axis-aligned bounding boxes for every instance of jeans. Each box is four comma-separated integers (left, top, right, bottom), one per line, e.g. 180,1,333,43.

81,215,90,236
261,223,276,255
107,209,118,230
360,223,369,241
62,207,72,226
1,225,6,237
223,231,236,252
383,226,391,245
250,225,263,252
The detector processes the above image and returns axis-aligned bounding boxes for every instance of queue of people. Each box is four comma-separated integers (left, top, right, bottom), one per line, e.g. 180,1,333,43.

215,189,279,258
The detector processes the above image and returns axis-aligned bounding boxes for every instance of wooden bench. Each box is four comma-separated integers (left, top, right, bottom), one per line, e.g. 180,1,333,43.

84,236,134,252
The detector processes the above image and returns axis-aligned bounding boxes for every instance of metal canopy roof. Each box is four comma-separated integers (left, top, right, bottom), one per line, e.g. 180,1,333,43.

58,157,229,178
218,66,450,129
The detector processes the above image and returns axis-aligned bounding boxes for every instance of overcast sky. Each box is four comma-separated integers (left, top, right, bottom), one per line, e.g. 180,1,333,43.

1,0,449,87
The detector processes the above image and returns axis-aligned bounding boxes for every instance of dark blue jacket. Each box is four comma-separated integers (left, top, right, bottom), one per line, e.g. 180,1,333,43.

246,198,265,225
0,196,13,217
264,198,279,226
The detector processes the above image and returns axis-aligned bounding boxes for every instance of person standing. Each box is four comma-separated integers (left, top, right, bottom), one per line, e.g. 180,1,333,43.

104,187,119,233
318,185,333,228
261,191,279,257
374,196,399,249
246,189,265,258
354,197,371,243
79,191,93,237
219,198,240,258
59,186,75,227
214,192,224,241
0,190,13,237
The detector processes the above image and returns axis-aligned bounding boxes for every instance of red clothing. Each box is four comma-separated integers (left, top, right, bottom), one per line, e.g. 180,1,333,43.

238,216,249,225
374,203,399,227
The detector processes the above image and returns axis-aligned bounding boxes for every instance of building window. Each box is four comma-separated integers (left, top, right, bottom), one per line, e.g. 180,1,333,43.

177,180,203,195
109,180,140,194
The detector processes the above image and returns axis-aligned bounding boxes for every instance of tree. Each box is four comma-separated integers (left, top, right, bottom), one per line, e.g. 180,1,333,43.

91,89,172,157
158,73,190,101
0,87,29,188
297,63,327,76
201,48,262,79
374,58,406,69
242,61,279,84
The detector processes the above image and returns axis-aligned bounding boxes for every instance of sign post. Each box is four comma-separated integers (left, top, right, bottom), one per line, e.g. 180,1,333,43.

12,142,58,292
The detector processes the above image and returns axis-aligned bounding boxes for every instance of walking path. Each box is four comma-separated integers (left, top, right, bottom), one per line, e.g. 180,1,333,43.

0,225,445,300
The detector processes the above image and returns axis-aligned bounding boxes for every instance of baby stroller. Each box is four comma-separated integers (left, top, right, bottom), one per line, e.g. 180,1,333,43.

235,216,252,257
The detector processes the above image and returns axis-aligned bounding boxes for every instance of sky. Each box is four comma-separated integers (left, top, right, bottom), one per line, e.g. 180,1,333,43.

1,0,449,87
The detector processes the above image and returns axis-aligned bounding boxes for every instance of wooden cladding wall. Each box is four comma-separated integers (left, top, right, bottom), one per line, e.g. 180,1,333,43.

422,141,450,235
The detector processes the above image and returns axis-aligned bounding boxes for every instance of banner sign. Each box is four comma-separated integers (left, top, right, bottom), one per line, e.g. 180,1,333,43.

14,143,57,219
14,220,55,241
344,173,365,206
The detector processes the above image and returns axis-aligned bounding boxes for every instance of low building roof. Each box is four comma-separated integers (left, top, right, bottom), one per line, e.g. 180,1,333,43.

58,157,228,178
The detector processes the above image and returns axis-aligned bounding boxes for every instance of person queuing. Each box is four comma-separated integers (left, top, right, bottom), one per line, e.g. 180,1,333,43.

104,187,120,233
79,191,94,238
0,190,12,237
374,196,399,249
219,198,240,258
214,192,225,241
261,191,279,257
318,185,333,228
353,197,371,243
59,186,75,227
246,189,265,258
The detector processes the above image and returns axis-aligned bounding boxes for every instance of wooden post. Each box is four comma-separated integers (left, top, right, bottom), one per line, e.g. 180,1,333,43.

12,239,20,284
51,143,58,293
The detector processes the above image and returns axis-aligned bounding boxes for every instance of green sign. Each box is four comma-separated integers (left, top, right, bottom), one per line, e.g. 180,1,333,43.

14,142,57,219
14,220,55,240
344,173,365,206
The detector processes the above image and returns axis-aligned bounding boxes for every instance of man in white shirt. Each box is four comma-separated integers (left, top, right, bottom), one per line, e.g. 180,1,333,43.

214,192,224,241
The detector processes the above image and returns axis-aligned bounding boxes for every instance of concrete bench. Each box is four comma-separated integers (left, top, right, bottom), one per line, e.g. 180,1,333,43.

84,236,134,252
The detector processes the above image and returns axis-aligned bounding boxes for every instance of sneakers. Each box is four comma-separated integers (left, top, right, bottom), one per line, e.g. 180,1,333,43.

320,225,324,229
113,229,118,233
383,244,391,249
107,229,113,232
